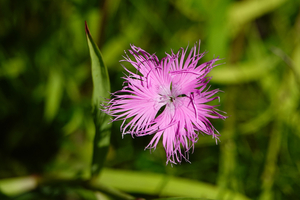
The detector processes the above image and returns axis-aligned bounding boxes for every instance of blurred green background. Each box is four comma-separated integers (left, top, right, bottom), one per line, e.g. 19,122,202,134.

0,0,300,199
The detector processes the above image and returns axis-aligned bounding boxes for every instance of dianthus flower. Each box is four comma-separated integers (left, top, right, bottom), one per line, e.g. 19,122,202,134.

104,42,226,164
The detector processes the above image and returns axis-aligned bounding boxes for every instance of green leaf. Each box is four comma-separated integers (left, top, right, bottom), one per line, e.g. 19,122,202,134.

0,176,38,196
152,198,212,200
44,68,63,122
228,0,286,36
88,180,135,200
85,21,111,178
209,56,279,84
97,168,251,200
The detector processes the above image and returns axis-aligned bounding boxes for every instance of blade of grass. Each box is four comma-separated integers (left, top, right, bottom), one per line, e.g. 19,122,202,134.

209,56,279,84
228,0,287,37
217,86,241,198
152,198,212,200
0,176,39,196
258,57,297,199
97,168,251,200
85,21,111,178
44,68,63,122
88,180,136,200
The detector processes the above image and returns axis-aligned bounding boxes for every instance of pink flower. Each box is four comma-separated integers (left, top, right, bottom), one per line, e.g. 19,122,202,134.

104,42,226,164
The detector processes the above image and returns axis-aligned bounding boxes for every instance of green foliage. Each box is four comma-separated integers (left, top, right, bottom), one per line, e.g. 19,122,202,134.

0,0,300,199
85,22,111,178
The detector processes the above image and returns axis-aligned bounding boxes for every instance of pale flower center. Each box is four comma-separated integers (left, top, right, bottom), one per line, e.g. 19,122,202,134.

156,82,184,114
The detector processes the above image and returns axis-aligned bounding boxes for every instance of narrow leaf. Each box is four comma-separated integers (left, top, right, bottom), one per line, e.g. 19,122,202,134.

88,180,136,200
228,0,286,36
44,68,63,122
85,21,111,177
0,176,38,196
98,168,251,200
209,56,279,84
152,198,211,200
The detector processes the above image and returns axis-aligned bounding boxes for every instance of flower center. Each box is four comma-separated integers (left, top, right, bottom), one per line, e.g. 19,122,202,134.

155,82,186,115
169,96,175,103
158,83,178,104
